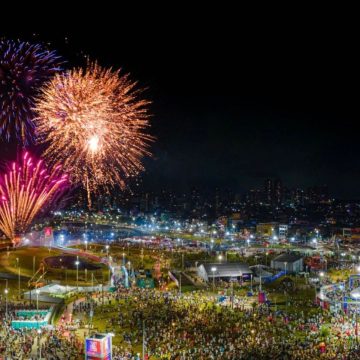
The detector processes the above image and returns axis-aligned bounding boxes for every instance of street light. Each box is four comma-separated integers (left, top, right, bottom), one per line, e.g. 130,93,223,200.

284,262,287,275
75,259,80,289
211,266,217,291
17,258,21,299
106,245,110,258
218,255,223,263
100,283,104,304
36,289,40,310
4,288,8,319
84,240,88,251
37,329,42,359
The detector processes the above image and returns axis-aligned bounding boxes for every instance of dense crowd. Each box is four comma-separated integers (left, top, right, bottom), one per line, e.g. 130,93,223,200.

3,279,360,358
76,286,360,360
0,301,82,359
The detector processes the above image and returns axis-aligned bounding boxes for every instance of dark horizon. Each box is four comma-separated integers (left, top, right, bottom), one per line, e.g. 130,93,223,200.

1,22,358,199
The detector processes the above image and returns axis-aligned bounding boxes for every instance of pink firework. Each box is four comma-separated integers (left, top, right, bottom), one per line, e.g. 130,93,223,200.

0,152,68,243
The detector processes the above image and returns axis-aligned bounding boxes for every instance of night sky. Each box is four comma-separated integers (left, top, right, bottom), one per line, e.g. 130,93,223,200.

1,18,358,198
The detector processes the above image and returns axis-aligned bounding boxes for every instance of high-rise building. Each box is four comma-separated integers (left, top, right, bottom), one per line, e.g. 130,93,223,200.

263,178,283,205
264,179,273,205
307,185,329,204
274,179,283,205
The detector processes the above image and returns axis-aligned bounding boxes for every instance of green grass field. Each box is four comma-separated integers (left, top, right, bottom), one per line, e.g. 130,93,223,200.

0,247,110,294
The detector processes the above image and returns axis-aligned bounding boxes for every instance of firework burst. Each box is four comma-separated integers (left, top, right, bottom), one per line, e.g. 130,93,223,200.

34,63,152,206
0,39,62,143
0,152,68,244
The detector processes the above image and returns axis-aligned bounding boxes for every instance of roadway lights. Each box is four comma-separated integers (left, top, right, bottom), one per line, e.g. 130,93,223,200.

211,266,217,290
36,289,40,310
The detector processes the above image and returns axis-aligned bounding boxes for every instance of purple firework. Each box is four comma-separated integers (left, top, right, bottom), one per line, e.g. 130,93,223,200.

0,39,62,144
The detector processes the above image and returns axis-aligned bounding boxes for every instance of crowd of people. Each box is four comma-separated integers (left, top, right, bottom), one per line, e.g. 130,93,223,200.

4,268,360,358
69,286,360,359
0,300,83,359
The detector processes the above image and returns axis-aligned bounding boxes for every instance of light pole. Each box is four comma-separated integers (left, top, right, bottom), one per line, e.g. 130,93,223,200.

4,288,8,319
211,267,217,291
100,283,104,305
106,245,110,259
85,240,88,252
284,262,287,275
15,257,20,299
36,289,40,310
122,252,125,265
142,319,146,360
128,260,132,284
37,329,42,359
218,254,223,263
75,259,80,289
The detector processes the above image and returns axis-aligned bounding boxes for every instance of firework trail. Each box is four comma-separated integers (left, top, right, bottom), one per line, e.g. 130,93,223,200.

0,152,68,244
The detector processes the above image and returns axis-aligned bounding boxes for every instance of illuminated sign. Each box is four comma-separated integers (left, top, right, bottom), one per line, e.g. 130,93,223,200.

85,334,112,360
86,339,101,357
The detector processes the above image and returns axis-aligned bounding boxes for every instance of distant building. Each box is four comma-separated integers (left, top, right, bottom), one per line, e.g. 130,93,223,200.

197,263,252,282
271,253,303,273
256,222,277,239
264,178,283,205
307,185,330,204
274,179,283,205
278,224,288,240
264,179,273,205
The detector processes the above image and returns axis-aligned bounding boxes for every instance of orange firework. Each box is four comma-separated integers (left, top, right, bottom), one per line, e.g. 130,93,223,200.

0,152,68,244
34,63,152,207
